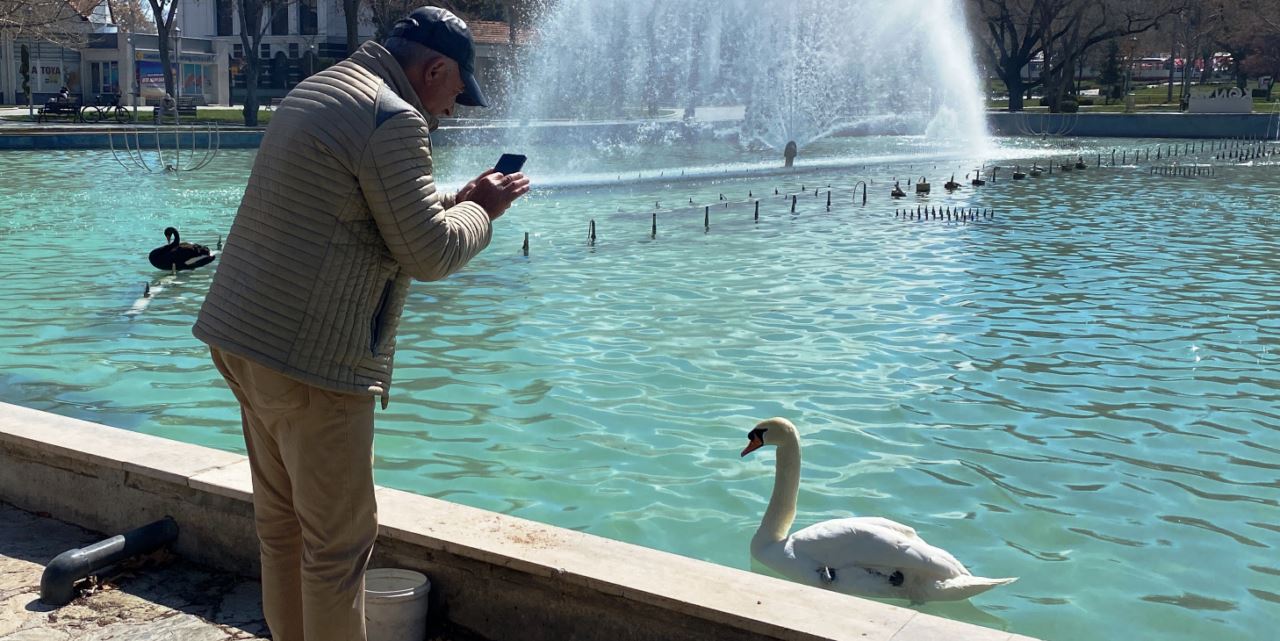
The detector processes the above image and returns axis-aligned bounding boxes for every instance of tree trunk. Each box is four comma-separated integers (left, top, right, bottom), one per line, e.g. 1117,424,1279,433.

344,0,359,56
158,27,175,101
1005,74,1026,111
683,18,702,119
243,60,260,127
1166,34,1176,103
1042,61,1068,112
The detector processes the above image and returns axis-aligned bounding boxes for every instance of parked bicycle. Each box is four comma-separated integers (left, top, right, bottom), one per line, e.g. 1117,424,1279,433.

81,94,130,124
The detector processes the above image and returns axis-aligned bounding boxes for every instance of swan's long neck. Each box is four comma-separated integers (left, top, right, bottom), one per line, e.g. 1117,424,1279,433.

753,433,801,550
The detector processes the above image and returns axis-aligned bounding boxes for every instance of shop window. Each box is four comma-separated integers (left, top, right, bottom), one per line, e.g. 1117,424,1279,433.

299,0,317,36
270,1,289,36
92,61,119,97
215,0,233,37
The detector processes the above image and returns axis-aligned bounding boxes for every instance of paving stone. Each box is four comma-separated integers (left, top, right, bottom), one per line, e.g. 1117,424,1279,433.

77,613,233,641
0,627,72,640
214,581,263,630
0,593,37,637
0,503,266,640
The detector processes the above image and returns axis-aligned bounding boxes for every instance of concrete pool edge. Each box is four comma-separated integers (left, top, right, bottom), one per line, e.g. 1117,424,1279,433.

0,402,1037,641
1,112,1277,150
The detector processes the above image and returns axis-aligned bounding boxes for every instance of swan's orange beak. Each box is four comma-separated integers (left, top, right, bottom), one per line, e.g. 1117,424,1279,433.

741,437,763,457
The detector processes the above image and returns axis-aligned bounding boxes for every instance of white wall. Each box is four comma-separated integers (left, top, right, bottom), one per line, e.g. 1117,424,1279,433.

177,0,219,39
179,0,375,43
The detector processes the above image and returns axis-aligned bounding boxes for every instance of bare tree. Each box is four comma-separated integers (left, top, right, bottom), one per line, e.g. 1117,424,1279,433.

1250,0,1280,33
0,0,91,47
144,0,180,101
236,0,294,125
1168,4,1230,102
367,0,512,41
1,0,82,41
972,0,1185,112
342,0,360,55
107,0,156,33
2,0,92,109
970,0,1039,111
367,0,417,40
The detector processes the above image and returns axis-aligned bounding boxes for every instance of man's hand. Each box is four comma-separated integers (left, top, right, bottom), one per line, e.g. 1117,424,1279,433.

461,169,530,221
454,169,495,204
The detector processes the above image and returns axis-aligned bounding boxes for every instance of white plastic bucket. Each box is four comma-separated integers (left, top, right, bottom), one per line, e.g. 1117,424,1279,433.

365,568,431,641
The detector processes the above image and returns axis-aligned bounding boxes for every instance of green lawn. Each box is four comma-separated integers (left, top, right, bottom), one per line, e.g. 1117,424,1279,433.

987,81,1278,113
0,106,274,127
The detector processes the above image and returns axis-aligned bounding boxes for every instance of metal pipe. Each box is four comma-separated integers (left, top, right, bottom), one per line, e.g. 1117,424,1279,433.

41,518,178,606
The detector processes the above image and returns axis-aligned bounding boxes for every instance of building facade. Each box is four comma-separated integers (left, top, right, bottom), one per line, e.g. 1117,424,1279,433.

2,0,526,110
178,0,376,104
0,0,229,107
175,0,525,108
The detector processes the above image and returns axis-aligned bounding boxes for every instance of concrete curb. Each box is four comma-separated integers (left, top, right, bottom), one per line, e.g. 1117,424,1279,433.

988,111,1280,139
0,402,1038,641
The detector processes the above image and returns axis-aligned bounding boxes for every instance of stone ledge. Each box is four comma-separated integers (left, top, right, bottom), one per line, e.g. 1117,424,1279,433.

0,402,1035,641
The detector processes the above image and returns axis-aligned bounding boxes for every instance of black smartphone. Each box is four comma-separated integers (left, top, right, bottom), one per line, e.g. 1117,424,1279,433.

495,153,527,175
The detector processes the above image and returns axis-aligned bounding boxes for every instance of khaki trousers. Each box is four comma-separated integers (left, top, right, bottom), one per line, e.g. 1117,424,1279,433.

211,348,377,641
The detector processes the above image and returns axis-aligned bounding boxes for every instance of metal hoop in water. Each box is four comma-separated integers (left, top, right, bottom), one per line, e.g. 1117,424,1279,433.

106,123,222,173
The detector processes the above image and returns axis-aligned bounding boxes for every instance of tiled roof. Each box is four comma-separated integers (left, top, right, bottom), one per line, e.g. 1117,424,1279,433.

469,20,535,46
470,20,509,45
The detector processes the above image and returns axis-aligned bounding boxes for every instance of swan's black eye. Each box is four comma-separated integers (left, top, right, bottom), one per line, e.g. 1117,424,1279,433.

747,427,767,441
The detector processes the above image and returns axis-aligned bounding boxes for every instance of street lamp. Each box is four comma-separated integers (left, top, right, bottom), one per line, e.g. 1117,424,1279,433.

174,26,181,101
128,34,138,122
1123,36,1139,113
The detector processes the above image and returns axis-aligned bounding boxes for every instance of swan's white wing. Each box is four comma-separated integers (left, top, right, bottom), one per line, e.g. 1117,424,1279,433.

183,251,219,267
788,517,969,579
842,516,918,539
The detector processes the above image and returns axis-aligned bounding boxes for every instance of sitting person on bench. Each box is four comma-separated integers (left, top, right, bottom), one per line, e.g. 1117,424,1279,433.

44,86,70,109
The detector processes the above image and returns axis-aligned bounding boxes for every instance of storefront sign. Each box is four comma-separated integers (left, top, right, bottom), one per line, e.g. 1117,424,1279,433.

137,60,166,98
38,61,62,89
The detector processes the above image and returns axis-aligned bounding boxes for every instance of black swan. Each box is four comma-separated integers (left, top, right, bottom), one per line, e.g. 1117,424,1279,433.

148,227,216,271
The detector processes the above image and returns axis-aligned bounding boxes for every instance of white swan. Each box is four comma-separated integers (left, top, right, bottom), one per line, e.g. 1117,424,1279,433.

741,417,1016,603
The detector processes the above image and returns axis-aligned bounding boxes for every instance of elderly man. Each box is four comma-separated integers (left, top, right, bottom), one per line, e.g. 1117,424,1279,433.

193,7,528,640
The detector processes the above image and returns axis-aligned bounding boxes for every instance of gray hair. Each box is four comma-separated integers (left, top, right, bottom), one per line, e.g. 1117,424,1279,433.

383,36,446,71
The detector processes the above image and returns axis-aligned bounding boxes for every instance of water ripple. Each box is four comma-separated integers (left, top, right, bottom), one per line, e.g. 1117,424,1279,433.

1,140,1278,641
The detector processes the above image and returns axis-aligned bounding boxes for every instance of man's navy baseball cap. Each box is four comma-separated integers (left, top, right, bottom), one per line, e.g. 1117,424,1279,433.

388,6,487,108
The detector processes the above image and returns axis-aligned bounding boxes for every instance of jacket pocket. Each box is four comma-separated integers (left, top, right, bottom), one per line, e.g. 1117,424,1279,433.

369,279,394,353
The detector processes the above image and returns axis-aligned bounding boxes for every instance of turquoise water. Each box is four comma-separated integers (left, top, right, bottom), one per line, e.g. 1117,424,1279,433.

0,137,1277,641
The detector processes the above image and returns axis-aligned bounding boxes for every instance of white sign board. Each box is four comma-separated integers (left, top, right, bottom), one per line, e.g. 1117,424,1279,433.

1188,86,1253,114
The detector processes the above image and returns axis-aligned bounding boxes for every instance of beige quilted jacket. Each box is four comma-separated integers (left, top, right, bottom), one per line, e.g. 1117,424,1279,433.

193,41,492,404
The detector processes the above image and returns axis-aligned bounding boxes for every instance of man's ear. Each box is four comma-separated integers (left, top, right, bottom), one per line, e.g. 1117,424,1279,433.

425,57,449,81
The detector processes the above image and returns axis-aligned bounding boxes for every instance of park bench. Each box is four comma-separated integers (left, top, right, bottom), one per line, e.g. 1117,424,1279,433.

36,97,84,123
